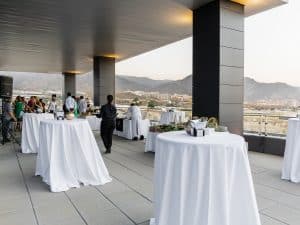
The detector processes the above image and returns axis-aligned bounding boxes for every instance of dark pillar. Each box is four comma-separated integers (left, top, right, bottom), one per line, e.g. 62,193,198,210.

63,72,76,99
93,56,115,106
193,0,244,134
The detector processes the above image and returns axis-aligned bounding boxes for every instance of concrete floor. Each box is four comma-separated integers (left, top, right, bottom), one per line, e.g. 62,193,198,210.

0,133,299,225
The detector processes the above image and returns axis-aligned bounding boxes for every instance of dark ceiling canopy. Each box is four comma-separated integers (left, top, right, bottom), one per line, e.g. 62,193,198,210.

0,0,287,74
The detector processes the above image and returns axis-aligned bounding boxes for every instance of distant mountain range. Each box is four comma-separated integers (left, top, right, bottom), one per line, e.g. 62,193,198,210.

6,72,300,103
244,77,300,102
116,75,192,95
8,72,193,95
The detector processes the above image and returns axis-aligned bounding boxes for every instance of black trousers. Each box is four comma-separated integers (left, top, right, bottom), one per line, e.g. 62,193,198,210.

101,121,115,151
2,119,11,141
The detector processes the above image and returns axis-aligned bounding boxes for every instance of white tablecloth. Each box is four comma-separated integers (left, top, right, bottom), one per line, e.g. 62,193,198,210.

86,116,101,131
145,132,159,152
21,113,54,154
114,119,150,140
282,118,300,182
36,119,112,192
159,111,186,125
151,131,261,225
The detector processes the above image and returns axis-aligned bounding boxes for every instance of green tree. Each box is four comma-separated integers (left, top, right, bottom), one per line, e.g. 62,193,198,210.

148,100,157,109
133,97,140,105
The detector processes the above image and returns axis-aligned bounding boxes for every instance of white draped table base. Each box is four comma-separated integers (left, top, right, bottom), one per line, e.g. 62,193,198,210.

114,119,150,140
85,117,150,140
36,119,112,192
21,113,54,154
159,111,186,125
86,116,102,131
152,131,261,225
145,132,159,152
282,118,300,183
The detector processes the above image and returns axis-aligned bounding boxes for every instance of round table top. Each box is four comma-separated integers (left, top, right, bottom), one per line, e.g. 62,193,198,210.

40,118,88,126
289,118,300,122
157,131,245,148
161,111,183,115
23,113,53,118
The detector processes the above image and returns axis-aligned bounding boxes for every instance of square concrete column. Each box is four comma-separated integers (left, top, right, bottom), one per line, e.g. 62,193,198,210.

63,72,76,99
193,0,244,135
93,56,115,106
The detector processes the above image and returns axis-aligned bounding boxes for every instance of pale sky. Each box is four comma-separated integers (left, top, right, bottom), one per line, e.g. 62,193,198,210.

117,0,300,86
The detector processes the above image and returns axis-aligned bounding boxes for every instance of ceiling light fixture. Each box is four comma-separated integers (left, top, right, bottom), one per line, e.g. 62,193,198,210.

102,54,121,59
64,70,81,74
174,12,192,25
231,0,261,5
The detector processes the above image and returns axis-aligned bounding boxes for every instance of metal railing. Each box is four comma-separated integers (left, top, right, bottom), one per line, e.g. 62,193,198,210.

244,113,294,137
117,106,293,137
116,106,193,122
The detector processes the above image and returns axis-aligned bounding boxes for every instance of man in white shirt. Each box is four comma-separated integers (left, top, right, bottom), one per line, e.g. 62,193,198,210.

78,96,87,115
65,92,75,112
127,103,143,140
47,94,57,113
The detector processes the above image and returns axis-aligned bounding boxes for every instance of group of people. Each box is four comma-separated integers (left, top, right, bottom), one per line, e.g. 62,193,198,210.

1,95,51,143
16,93,91,117
2,92,144,155
1,93,91,143
63,92,88,116
13,95,47,121
1,95,56,143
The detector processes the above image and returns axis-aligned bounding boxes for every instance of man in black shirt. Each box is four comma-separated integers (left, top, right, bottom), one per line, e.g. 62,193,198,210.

98,95,117,154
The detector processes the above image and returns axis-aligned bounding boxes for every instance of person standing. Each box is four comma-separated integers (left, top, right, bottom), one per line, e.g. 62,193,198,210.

72,96,79,117
98,95,117,154
78,96,87,115
48,94,57,113
127,103,143,140
27,96,36,112
14,96,24,121
2,97,17,143
39,99,46,113
34,97,43,113
64,92,75,112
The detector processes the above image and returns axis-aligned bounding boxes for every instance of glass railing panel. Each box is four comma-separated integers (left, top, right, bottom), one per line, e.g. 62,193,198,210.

116,106,294,137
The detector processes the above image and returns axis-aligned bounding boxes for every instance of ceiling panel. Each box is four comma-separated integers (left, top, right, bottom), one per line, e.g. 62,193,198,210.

0,0,287,74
